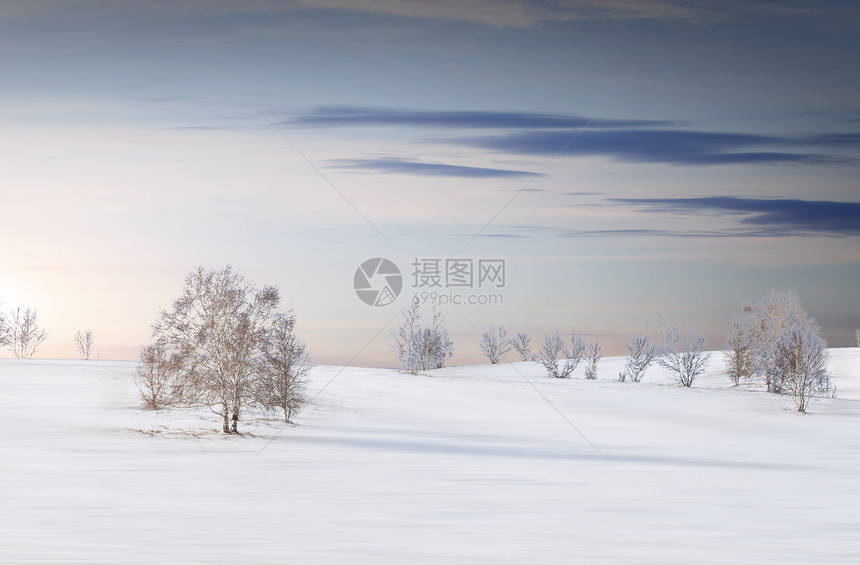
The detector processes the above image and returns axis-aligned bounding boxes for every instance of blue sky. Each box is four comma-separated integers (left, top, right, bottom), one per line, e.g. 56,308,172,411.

1,1,858,364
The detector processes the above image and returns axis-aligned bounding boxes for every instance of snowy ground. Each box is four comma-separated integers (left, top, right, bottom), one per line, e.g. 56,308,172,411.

1,350,859,564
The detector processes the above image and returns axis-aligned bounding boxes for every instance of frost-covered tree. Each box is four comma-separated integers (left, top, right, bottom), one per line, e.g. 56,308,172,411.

732,291,818,393
657,319,711,387
724,319,754,386
74,329,96,361
622,334,659,383
419,308,454,370
391,302,453,373
480,326,512,364
392,301,421,373
775,326,831,412
537,331,585,378
568,332,586,371
9,306,48,359
584,341,601,380
855,329,860,348
135,342,183,410
537,332,570,378
152,266,280,433
510,332,532,361
257,310,310,423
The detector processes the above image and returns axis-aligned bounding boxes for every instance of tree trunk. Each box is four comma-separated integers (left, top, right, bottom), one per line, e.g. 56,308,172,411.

230,409,239,433
222,410,230,433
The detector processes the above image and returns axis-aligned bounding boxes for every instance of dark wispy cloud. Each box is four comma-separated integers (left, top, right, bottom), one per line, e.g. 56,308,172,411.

290,107,676,129
456,129,855,166
477,225,771,239
791,133,860,147
289,107,860,167
613,197,860,236
331,158,540,178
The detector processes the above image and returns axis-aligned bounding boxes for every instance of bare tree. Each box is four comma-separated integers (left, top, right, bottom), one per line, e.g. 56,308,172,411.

416,307,454,370
480,326,512,364
392,301,421,374
584,341,601,380
135,342,183,410
536,331,585,378
568,332,586,372
657,319,711,387
775,326,831,412
258,311,311,423
9,306,48,359
622,334,659,383
737,291,818,393
431,309,454,369
537,332,570,378
392,303,453,373
855,329,860,348
0,305,9,350
74,329,96,360
153,266,280,433
510,332,532,361
724,319,754,386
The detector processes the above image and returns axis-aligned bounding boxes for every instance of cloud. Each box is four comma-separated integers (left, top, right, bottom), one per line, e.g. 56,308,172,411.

289,107,676,129
198,0,847,27
613,197,860,236
456,129,853,166
0,1,737,27
288,108,859,167
791,133,860,147
473,225,773,239
331,158,540,178
0,0,844,28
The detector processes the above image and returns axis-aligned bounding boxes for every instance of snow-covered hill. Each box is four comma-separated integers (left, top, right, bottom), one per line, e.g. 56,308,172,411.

2,350,859,564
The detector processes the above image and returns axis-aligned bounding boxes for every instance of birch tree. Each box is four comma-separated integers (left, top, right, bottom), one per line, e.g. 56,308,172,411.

135,342,182,410
480,326,512,364
657,319,711,387
537,331,585,378
0,306,9,350
775,326,831,412
74,329,96,360
730,291,818,393
622,334,659,383
153,266,280,433
584,341,601,380
9,306,48,359
392,301,421,374
258,310,310,423
724,319,754,386
392,303,453,373
510,332,532,361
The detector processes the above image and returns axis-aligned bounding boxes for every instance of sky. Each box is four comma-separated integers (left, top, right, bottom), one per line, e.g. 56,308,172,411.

1,0,859,366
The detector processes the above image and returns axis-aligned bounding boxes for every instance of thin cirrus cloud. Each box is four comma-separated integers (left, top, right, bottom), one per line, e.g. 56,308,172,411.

456,129,856,166
289,107,860,167
612,197,860,236
288,107,676,129
0,0,834,27
476,225,750,239
330,158,540,178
